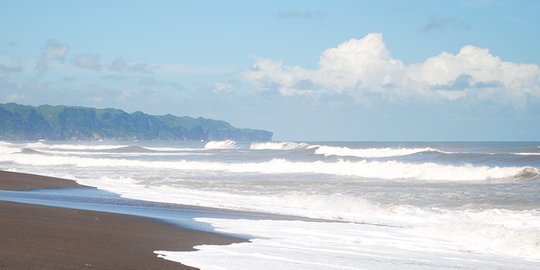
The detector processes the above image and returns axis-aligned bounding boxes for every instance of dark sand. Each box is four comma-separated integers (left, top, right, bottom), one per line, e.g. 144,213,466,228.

0,171,243,270
0,170,87,191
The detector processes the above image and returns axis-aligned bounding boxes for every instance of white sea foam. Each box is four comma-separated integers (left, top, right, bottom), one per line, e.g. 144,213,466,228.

250,141,308,150
21,140,204,152
70,175,540,228
204,140,237,149
24,142,129,151
48,144,129,151
31,148,212,157
145,146,201,152
313,145,441,158
64,173,540,264
70,176,396,222
0,151,536,181
156,214,540,270
514,152,540,156
15,141,206,155
0,141,25,153
0,145,17,155
415,210,540,260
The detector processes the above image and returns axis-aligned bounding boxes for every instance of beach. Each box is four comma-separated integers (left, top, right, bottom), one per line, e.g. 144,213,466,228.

0,170,242,270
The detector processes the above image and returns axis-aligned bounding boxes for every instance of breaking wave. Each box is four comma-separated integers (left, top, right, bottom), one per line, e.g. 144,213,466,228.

514,152,540,156
204,140,237,149
24,142,130,151
1,152,538,181
250,141,309,150
7,141,200,153
313,145,442,158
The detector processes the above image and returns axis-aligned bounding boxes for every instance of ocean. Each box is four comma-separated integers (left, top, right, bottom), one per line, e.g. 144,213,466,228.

1,140,539,269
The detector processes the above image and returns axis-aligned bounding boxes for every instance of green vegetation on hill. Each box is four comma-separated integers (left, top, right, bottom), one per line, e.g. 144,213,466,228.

0,103,273,141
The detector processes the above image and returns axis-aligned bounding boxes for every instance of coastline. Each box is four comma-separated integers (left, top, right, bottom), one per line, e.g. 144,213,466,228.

0,170,243,270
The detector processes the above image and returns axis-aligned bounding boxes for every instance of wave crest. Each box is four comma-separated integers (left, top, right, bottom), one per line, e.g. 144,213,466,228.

204,140,237,149
21,142,135,152
250,141,308,150
2,151,537,181
313,146,441,158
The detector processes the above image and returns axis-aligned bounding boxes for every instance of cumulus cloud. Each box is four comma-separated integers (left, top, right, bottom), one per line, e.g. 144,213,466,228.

36,39,69,72
244,33,407,96
108,57,154,73
73,53,101,71
243,33,540,105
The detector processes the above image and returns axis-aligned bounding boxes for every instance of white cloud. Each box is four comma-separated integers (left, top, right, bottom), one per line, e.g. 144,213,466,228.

213,82,233,93
243,33,540,105
36,39,69,72
243,33,409,96
108,57,155,73
73,53,101,71
128,62,153,73
5,93,24,102
316,33,406,93
408,45,540,103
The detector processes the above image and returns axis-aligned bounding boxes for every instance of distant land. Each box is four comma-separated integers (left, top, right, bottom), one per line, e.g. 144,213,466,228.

0,103,272,141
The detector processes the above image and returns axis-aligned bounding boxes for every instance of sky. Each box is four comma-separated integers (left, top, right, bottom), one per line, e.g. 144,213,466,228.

1,0,539,141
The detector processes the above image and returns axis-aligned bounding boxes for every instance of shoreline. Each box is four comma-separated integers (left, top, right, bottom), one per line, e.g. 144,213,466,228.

0,170,244,270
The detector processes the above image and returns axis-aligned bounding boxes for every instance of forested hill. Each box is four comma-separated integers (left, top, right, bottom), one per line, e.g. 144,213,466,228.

0,103,273,141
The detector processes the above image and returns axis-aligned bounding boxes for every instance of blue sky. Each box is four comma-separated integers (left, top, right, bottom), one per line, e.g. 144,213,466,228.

1,0,539,141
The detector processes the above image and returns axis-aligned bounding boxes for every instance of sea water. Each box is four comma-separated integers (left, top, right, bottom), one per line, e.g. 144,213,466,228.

0,140,539,269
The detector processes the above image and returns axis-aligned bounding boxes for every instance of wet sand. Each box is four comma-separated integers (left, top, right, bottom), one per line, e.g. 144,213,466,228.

0,171,87,191
0,171,243,270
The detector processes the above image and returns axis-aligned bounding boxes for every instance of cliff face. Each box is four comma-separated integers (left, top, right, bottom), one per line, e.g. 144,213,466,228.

0,103,273,141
